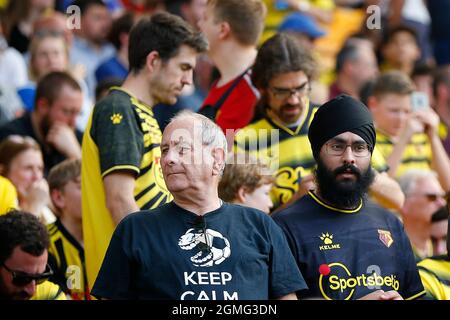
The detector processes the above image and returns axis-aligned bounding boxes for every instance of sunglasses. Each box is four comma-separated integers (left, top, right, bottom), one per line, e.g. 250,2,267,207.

190,216,211,253
2,263,53,287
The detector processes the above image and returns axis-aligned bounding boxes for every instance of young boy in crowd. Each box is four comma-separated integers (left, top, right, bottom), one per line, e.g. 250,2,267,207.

46,159,87,300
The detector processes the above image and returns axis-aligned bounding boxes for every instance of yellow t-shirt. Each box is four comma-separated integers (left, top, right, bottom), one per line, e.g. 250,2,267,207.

0,176,18,215
30,281,67,300
81,88,172,290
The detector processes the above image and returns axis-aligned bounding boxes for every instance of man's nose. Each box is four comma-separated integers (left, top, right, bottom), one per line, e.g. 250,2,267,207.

23,281,37,298
341,145,356,164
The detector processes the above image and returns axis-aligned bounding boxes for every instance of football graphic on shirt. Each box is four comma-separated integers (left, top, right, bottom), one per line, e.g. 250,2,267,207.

178,228,231,267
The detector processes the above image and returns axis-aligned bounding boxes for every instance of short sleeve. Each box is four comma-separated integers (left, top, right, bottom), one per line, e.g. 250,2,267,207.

267,219,307,298
90,97,143,177
91,219,136,299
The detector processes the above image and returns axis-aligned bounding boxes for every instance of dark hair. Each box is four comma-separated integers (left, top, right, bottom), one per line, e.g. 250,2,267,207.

412,63,434,78
251,33,316,90
383,24,419,47
335,44,360,73
71,0,106,15
371,71,414,98
0,210,49,264
108,12,135,50
35,71,81,107
48,158,81,192
128,12,207,74
433,66,450,97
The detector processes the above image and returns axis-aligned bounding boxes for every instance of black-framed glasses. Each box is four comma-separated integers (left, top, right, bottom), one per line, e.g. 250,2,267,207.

269,82,310,100
190,216,211,253
2,263,53,287
325,141,371,157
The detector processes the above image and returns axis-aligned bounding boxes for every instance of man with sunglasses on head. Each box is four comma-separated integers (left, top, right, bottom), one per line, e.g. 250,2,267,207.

235,33,404,212
91,111,306,300
0,210,66,300
273,95,425,300
399,170,447,261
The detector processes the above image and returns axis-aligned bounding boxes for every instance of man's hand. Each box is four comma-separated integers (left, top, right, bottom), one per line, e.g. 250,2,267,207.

415,109,440,137
21,179,51,217
46,122,81,158
359,290,403,300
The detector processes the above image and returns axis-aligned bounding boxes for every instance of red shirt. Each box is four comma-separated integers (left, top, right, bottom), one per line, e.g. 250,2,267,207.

201,72,259,132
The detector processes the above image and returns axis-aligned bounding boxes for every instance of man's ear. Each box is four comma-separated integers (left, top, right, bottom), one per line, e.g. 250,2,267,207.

211,147,226,176
236,186,247,203
146,51,161,72
367,95,377,111
35,98,50,113
218,21,231,40
50,189,65,212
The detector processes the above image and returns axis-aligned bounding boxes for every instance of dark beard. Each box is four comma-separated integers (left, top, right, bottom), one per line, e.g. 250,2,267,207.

40,114,51,137
314,158,375,209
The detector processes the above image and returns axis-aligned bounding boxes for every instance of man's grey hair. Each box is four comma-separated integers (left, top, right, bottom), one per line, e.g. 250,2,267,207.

398,169,438,196
170,110,228,154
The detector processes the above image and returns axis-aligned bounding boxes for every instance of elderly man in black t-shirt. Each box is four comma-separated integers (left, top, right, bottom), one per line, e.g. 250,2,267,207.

91,111,306,300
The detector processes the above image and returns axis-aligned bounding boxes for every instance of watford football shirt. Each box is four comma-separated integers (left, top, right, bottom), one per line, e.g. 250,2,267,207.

81,87,172,290
273,191,426,300
234,102,318,209
372,129,432,177
47,220,88,300
417,255,450,300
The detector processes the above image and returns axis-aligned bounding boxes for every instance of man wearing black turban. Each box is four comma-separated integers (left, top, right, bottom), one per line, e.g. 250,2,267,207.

273,95,425,300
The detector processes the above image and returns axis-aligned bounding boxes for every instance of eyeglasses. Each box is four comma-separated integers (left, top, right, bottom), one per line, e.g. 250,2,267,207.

325,142,372,157
2,263,53,287
190,216,211,253
269,82,310,100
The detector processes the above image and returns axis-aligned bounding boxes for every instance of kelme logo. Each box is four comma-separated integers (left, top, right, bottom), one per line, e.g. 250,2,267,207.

319,233,340,251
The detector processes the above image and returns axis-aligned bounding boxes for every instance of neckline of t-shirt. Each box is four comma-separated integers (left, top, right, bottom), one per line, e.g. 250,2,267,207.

170,200,226,221
308,191,363,214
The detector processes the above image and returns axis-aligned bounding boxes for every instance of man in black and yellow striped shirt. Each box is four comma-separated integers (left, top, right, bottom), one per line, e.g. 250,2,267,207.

368,71,450,191
81,12,207,291
417,213,450,300
235,33,318,210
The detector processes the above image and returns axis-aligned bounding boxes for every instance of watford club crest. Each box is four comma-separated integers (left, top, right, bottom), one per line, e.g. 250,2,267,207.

378,229,394,248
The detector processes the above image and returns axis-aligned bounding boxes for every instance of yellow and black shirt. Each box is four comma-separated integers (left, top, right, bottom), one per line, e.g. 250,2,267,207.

417,255,450,300
372,130,432,177
0,176,17,215
47,219,88,300
273,191,426,300
30,281,66,300
234,102,318,209
81,87,172,290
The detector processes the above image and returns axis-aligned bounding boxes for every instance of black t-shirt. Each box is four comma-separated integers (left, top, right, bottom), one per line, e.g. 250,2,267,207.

0,112,83,175
92,202,307,300
273,192,426,300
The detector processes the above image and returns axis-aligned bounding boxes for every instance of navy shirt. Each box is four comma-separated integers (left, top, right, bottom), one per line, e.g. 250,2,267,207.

92,202,306,300
273,192,426,300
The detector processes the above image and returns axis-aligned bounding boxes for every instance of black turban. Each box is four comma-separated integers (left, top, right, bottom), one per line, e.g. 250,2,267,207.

308,94,376,159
